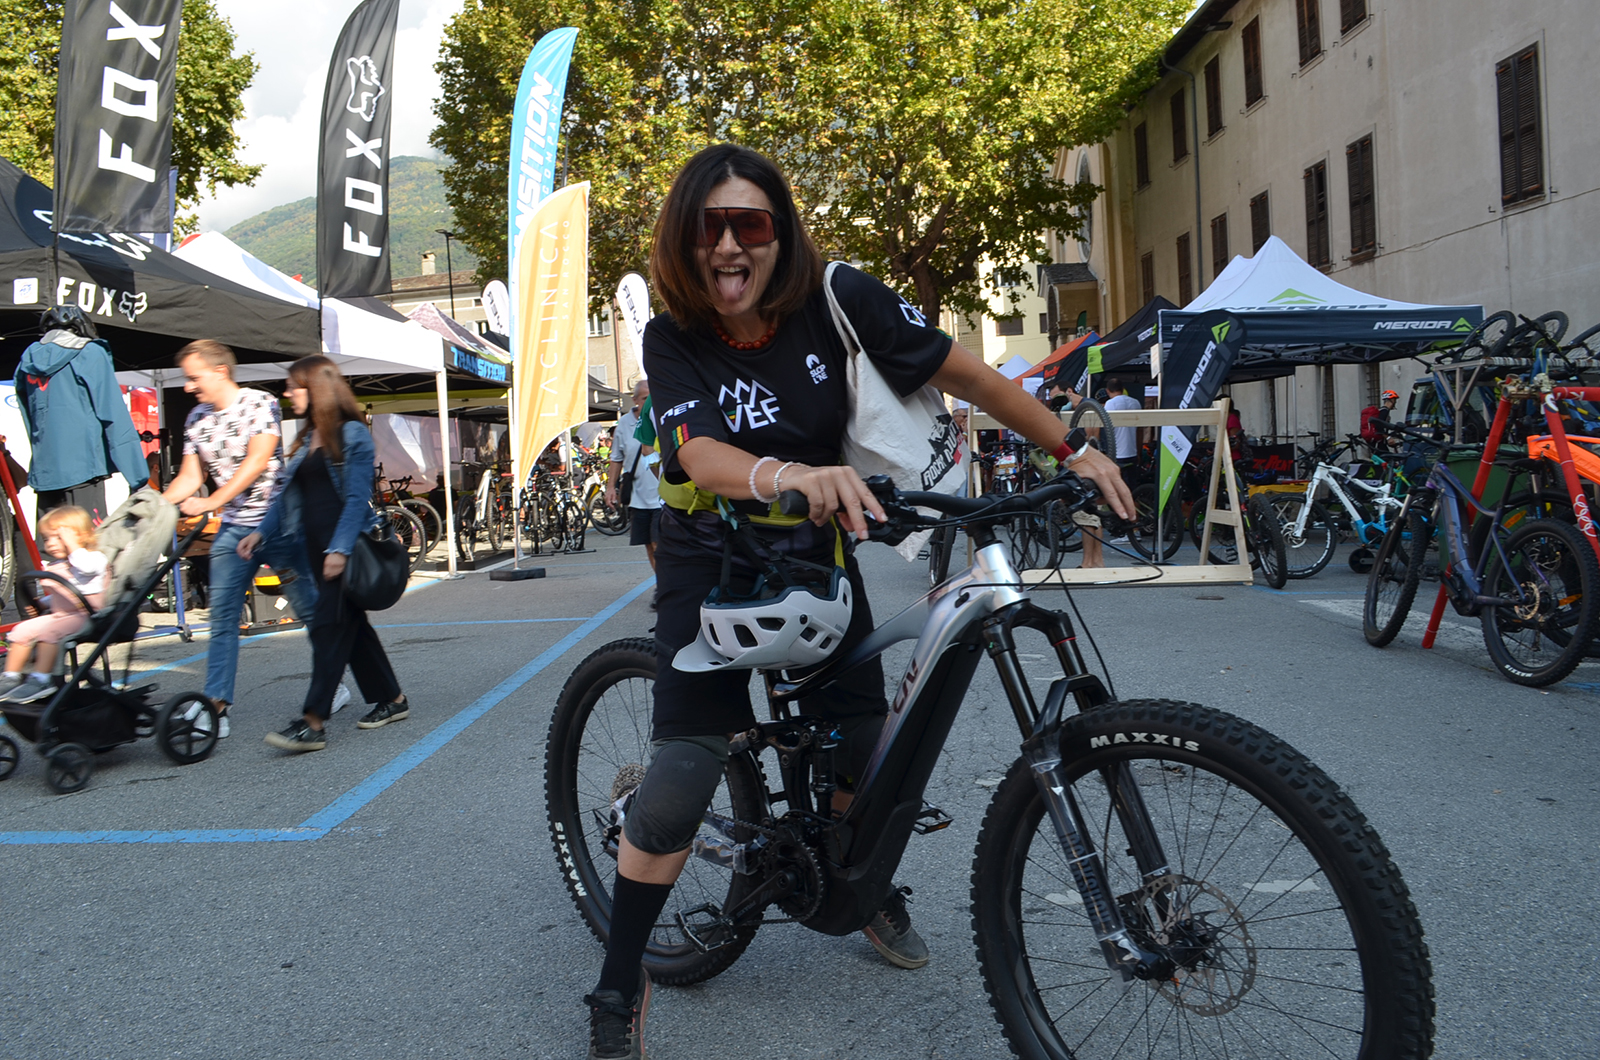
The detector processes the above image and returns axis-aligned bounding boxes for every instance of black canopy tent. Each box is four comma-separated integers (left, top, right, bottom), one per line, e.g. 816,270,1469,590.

1111,238,1483,383
0,159,319,372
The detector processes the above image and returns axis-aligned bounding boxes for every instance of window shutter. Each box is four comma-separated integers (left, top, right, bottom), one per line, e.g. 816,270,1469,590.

1497,47,1544,206
1339,0,1366,34
1304,163,1329,266
1134,123,1150,187
1496,59,1519,203
1211,214,1229,278
1140,253,1155,304
1346,136,1375,256
1176,233,1192,305
1297,0,1321,65
1243,19,1264,105
1171,90,1188,161
1204,58,1223,137
1250,192,1271,252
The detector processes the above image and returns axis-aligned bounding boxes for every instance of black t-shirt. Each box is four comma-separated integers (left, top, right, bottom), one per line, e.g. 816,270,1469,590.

644,263,951,487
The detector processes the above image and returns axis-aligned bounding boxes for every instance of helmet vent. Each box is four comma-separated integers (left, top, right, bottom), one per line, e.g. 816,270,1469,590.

757,616,786,632
734,624,760,648
708,625,722,647
799,627,818,642
816,636,834,651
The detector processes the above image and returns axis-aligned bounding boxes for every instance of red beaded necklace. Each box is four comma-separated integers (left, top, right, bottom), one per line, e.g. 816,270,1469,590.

713,318,779,351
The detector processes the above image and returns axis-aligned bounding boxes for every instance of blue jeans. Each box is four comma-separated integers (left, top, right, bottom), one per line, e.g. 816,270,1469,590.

205,522,318,705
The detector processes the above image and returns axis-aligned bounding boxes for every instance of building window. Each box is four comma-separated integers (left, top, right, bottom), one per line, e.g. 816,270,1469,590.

1304,161,1331,267
995,316,1025,337
1242,18,1264,106
1346,134,1377,259
1134,122,1150,187
1295,0,1322,66
587,312,612,337
1176,233,1193,305
1204,57,1224,137
1170,89,1188,161
1497,46,1544,207
996,268,1024,288
1211,213,1230,278
1250,191,1271,252
1339,0,1367,34
1140,252,1155,304
1039,312,1050,335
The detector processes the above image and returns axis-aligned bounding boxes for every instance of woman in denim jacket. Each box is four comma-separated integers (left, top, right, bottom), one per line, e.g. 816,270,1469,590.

241,355,410,752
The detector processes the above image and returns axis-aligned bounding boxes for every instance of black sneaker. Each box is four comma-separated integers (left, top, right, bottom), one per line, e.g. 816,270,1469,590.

357,697,409,729
263,718,328,752
584,968,650,1060
863,886,930,969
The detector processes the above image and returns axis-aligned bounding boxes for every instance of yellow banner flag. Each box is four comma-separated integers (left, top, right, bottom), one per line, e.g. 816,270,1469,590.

513,180,590,485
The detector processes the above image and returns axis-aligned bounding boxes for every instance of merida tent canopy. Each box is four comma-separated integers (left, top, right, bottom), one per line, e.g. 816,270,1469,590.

0,159,319,369
171,232,444,379
1014,332,1097,386
1087,295,1178,375
1155,237,1483,380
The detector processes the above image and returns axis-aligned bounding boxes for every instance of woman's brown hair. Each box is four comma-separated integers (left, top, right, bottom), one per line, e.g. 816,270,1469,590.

286,355,364,462
648,144,824,334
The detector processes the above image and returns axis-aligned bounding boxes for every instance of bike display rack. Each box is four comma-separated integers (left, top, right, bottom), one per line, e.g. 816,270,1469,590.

969,400,1253,587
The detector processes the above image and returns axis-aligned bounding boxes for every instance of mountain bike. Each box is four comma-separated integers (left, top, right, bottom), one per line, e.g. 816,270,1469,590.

547,473,1434,1059
1364,422,1600,686
1273,458,1407,578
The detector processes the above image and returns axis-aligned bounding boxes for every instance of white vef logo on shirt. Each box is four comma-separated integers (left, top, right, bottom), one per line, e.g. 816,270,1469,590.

719,379,781,431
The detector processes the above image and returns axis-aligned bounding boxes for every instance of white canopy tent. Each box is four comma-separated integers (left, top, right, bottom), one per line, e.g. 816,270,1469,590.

138,233,465,573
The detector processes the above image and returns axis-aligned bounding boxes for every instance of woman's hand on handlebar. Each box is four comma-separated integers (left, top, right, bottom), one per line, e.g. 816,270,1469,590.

785,464,887,540
1070,446,1135,521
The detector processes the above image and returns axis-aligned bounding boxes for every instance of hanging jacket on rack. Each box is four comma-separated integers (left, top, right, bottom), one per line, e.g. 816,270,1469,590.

14,329,149,493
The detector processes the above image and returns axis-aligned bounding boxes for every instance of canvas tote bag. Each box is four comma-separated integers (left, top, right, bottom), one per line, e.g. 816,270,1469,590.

824,262,964,559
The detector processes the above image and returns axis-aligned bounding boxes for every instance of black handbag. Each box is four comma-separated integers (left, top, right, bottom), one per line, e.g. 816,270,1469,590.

343,517,409,611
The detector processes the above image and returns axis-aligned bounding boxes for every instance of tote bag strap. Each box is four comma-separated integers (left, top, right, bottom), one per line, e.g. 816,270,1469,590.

823,261,864,358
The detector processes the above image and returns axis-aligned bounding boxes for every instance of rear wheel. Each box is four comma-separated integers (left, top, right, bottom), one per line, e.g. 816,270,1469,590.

400,499,443,555
1481,517,1600,686
45,742,92,794
545,639,766,985
382,506,428,573
589,485,630,536
1364,505,1428,647
1247,494,1288,589
1125,483,1183,561
971,699,1435,1060
1070,398,1118,462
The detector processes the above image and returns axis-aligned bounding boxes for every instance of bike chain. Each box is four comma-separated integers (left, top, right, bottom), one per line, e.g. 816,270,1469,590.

713,811,827,926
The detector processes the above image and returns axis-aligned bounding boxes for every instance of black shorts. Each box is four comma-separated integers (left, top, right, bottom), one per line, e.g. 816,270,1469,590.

650,507,887,741
629,506,661,546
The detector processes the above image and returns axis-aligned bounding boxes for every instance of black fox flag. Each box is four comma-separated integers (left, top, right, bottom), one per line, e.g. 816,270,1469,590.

1156,310,1246,509
54,0,184,233
316,0,399,298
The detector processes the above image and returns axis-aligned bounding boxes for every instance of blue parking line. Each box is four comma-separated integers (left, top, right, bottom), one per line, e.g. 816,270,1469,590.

0,577,655,846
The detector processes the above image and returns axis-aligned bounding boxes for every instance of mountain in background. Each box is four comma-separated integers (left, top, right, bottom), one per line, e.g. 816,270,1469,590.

222,156,478,289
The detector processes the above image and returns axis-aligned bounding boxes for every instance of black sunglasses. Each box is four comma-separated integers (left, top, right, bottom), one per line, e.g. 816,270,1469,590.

695,207,778,248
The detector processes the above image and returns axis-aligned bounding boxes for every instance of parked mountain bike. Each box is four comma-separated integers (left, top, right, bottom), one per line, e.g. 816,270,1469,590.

1189,488,1289,588
547,473,1434,1059
1273,457,1408,578
374,465,444,558
1364,421,1599,686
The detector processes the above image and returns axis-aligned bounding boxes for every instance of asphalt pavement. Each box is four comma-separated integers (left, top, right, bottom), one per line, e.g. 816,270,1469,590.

1,531,1596,1059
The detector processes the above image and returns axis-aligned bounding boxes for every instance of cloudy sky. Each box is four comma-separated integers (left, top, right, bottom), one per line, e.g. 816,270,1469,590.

192,0,463,232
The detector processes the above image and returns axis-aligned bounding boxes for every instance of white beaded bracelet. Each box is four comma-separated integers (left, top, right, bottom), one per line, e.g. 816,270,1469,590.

749,456,778,503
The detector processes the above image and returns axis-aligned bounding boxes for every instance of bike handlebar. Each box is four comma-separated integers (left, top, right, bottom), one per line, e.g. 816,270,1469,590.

778,473,1098,546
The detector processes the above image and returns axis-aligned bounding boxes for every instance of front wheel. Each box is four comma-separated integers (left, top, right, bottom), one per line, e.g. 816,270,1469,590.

1246,494,1288,589
1364,506,1427,647
545,639,767,986
927,523,956,587
1270,494,1337,578
1481,517,1600,687
1124,483,1182,561
971,699,1434,1060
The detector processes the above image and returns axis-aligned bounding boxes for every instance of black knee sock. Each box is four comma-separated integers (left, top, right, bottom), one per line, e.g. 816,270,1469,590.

596,874,674,996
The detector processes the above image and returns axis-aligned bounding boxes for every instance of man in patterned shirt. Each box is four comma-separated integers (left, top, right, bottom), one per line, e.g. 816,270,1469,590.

161,341,342,735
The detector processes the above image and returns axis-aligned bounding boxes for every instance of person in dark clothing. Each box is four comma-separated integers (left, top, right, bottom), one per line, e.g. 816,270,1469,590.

241,356,409,752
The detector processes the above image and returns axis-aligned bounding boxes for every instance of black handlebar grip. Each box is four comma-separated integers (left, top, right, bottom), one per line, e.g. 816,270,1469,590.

778,490,809,516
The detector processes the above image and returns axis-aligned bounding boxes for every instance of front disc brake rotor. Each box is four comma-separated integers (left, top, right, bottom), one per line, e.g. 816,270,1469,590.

1139,874,1257,1016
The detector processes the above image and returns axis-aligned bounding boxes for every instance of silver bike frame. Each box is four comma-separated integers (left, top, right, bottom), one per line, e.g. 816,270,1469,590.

1289,461,1401,540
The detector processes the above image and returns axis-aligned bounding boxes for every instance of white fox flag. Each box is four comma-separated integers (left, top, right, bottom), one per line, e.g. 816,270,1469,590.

316,0,399,297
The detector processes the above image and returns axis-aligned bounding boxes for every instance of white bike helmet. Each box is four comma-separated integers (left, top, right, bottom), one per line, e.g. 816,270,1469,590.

674,567,854,672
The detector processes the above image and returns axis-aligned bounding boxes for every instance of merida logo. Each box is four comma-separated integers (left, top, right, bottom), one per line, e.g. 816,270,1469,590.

1372,320,1452,331
1453,318,1474,332
1268,288,1325,306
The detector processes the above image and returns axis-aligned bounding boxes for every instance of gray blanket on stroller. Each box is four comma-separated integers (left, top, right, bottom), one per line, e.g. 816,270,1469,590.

94,489,180,610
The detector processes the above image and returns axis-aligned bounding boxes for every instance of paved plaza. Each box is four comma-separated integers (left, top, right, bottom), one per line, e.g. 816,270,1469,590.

2,533,1595,1059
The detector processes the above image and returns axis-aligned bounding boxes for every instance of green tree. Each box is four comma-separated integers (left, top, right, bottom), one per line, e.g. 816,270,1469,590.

0,0,260,230
433,0,1185,321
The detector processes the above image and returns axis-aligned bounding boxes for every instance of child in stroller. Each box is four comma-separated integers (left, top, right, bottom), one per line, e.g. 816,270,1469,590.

0,491,218,793
0,506,108,705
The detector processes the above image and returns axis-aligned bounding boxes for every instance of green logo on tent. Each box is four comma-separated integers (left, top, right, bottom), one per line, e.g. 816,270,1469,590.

1269,288,1325,305
1453,318,1473,332
1211,321,1232,343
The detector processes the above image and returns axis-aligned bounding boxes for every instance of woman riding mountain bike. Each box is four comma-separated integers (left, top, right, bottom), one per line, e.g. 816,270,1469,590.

573,143,1134,1060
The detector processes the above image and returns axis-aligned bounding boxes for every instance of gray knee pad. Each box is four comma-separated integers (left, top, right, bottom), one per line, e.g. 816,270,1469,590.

621,735,730,855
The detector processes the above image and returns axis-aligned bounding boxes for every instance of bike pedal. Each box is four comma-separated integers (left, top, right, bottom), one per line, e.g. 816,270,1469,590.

912,804,953,834
675,903,739,954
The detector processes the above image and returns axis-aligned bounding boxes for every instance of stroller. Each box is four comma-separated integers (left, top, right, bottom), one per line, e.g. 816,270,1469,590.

0,492,217,793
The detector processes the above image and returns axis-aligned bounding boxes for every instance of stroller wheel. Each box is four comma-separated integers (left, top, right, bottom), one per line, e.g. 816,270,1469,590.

157,693,220,765
46,743,92,794
0,733,18,779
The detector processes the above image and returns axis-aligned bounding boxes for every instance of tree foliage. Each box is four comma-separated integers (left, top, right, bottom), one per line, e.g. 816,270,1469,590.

0,0,260,229
433,0,1186,320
